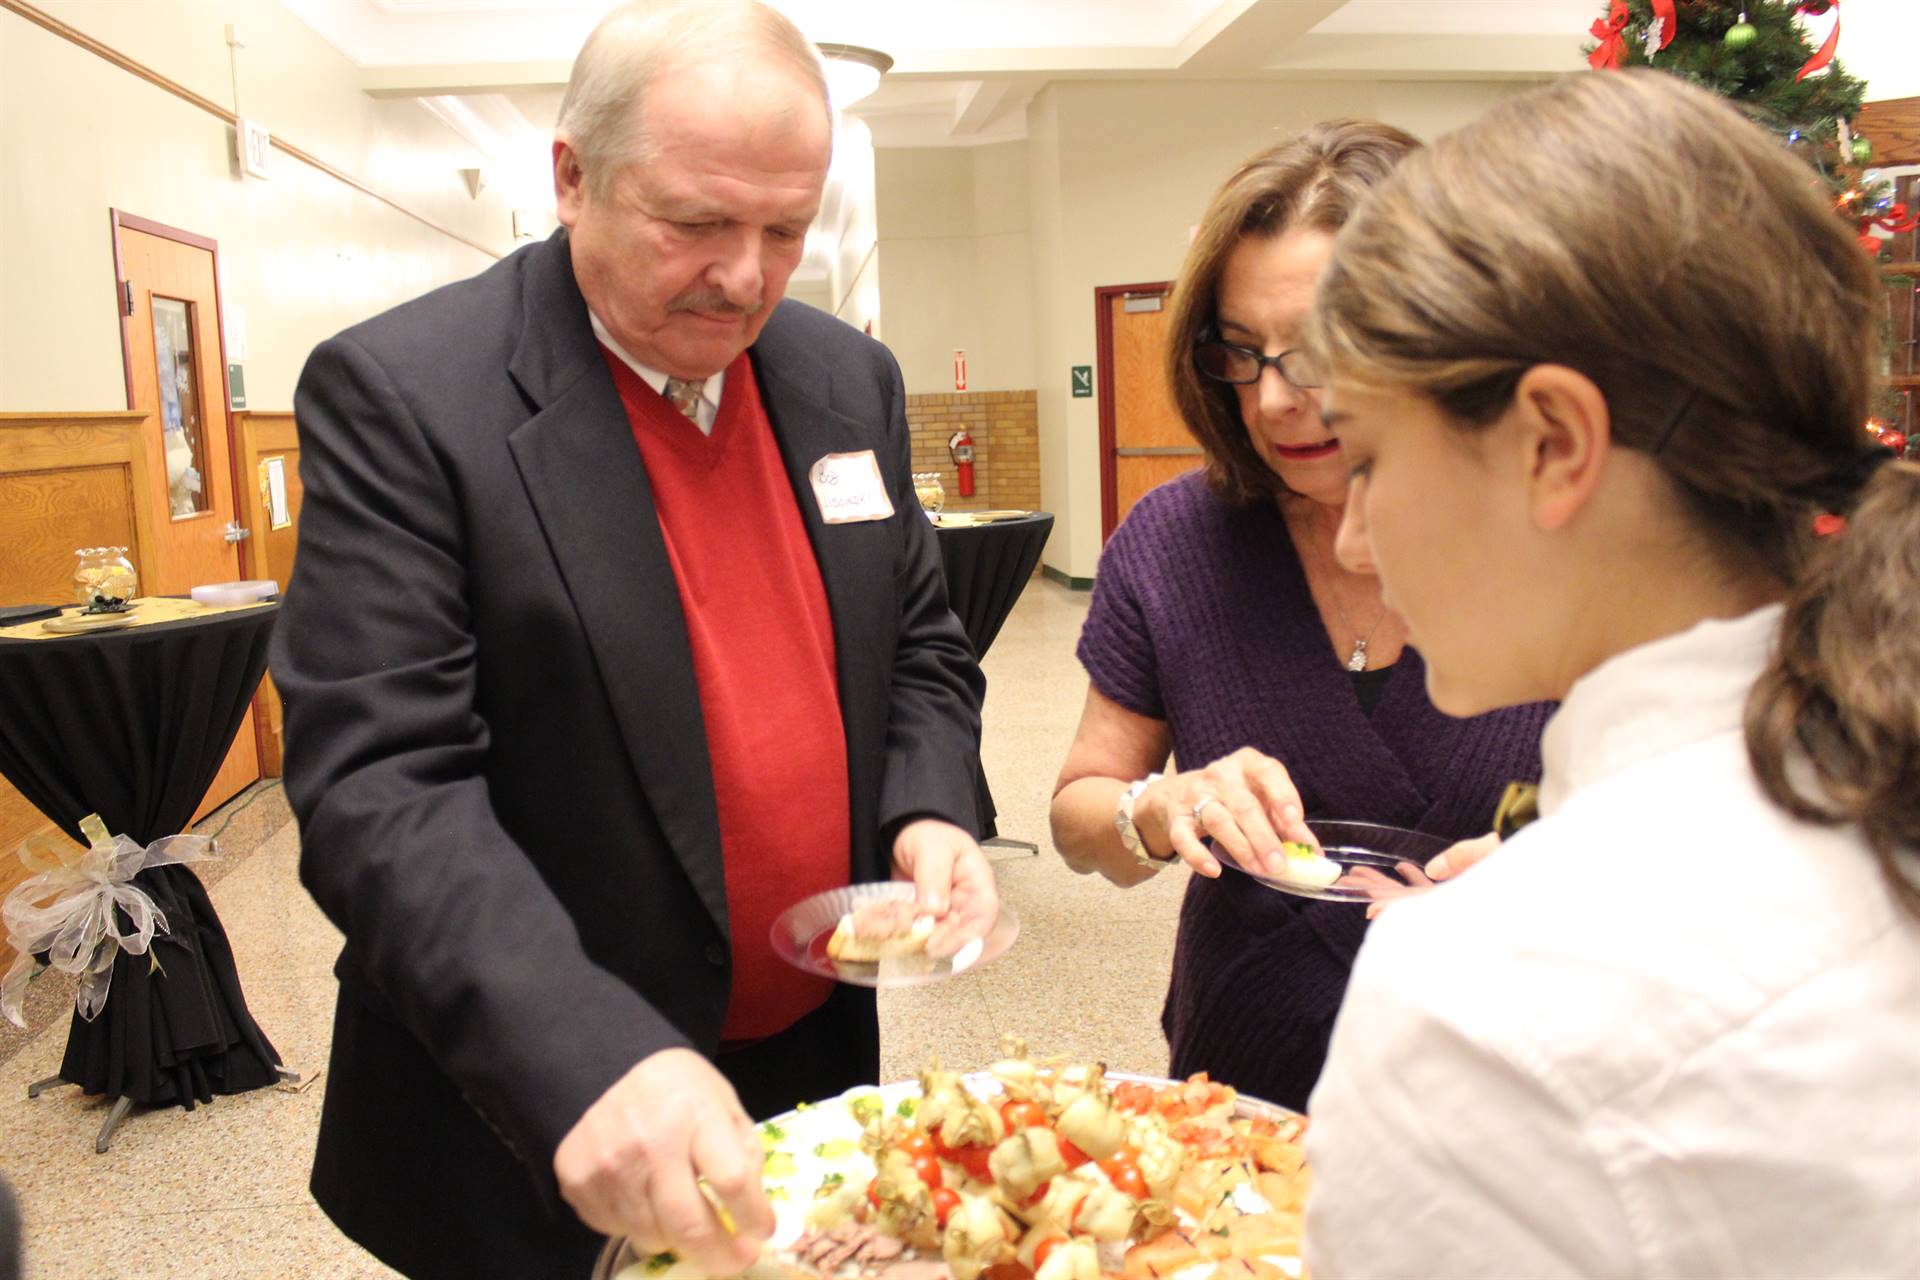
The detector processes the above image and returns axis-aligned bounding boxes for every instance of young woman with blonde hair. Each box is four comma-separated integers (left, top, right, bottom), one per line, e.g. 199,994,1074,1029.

1303,69,1920,1276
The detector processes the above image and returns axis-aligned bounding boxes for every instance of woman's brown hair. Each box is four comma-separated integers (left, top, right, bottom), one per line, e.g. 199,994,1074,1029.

1309,68,1920,916
1164,120,1420,506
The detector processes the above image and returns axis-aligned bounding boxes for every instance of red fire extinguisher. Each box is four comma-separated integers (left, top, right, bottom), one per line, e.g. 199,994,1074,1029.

948,429,976,498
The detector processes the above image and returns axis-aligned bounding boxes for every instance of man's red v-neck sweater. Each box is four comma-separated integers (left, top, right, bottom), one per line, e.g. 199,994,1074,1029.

602,348,847,1041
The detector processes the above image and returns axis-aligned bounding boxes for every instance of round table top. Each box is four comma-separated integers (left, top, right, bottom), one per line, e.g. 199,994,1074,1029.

0,598,278,651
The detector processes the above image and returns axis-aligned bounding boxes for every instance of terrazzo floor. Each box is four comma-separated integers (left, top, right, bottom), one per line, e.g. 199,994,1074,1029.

0,579,1198,1278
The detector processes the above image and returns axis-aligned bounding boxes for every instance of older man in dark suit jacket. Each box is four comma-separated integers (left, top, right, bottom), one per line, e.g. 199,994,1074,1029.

271,4,995,1277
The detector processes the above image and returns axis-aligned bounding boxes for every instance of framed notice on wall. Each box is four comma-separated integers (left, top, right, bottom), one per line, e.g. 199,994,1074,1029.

262,456,292,530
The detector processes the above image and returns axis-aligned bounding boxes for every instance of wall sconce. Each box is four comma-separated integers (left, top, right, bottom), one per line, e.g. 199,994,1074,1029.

816,44,892,112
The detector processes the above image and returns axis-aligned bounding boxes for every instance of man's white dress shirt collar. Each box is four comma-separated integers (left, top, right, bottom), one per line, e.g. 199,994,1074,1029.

589,312,724,435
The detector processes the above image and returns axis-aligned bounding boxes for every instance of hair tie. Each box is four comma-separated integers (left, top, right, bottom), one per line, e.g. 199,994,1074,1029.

1806,445,1897,535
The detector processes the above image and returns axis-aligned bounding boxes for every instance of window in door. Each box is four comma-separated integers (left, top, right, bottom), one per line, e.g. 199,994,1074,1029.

150,295,209,517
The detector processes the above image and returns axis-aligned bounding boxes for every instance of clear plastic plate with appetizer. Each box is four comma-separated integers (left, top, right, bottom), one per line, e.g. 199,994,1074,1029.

1216,819,1449,905
770,882,1020,988
595,1041,1310,1280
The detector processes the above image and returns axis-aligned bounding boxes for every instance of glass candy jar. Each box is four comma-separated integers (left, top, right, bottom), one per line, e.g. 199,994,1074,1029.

911,472,946,518
72,547,138,612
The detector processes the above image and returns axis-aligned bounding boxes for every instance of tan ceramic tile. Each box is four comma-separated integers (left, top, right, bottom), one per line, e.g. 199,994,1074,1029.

23,1203,398,1280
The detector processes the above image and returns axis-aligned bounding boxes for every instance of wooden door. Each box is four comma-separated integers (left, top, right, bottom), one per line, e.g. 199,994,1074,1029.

113,213,260,821
234,411,304,776
1097,283,1200,541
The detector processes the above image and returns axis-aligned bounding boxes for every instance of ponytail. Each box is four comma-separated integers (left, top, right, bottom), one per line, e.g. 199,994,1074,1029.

1746,460,1920,919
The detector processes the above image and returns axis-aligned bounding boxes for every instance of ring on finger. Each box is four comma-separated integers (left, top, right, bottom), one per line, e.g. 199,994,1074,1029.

1191,795,1219,824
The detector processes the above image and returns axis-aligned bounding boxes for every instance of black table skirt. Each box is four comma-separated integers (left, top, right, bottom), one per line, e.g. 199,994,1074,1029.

933,514,1054,839
0,604,283,1106
933,513,1054,660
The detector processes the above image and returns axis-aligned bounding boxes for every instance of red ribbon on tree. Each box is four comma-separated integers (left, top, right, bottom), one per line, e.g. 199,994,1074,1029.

1858,202,1920,253
1589,1,1631,69
1648,0,1679,52
1795,0,1841,82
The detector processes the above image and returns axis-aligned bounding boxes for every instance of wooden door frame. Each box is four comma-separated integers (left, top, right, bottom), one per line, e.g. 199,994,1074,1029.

110,209,242,549
1094,280,1174,543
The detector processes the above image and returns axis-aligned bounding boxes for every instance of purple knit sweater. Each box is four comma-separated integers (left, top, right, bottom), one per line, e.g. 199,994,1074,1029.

1078,471,1551,1111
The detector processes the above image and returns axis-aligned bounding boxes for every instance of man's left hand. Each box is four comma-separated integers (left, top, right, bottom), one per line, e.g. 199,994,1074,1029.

891,819,998,956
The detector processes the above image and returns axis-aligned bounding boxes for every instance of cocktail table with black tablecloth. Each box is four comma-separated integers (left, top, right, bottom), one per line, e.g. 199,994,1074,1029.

932,512,1054,848
0,599,285,1150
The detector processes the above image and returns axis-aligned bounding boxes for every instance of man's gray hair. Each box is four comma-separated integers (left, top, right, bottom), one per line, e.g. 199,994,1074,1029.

557,0,832,200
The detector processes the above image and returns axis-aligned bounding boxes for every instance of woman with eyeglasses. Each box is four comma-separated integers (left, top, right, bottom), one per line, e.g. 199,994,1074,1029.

1301,71,1920,1276
1048,121,1552,1111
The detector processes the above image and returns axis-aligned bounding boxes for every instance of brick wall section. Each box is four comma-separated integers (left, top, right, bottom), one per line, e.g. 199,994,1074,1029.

904,390,1041,514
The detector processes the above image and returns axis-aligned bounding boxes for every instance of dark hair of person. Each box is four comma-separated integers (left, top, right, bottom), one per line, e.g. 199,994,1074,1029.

1163,120,1421,506
1308,69,1920,916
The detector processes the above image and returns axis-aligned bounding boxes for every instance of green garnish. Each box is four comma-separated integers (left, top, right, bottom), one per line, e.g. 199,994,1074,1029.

761,1121,787,1140
644,1253,677,1274
896,1098,917,1118
816,1172,846,1196
849,1093,884,1124
1280,841,1316,858
763,1150,798,1177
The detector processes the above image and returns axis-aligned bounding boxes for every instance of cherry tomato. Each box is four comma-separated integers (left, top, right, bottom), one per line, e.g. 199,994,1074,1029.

1022,1179,1052,1208
1098,1148,1148,1199
1113,1082,1156,1115
901,1133,937,1158
1000,1100,1049,1131
1033,1239,1062,1271
931,1186,960,1228
912,1153,945,1190
1057,1137,1092,1168
937,1138,995,1183
867,1177,883,1210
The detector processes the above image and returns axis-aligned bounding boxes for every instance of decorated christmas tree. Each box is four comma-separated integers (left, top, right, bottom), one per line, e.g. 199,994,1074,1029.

1585,0,1912,453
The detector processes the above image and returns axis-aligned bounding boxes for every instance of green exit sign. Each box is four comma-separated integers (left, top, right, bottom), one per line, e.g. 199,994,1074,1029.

1071,365,1092,398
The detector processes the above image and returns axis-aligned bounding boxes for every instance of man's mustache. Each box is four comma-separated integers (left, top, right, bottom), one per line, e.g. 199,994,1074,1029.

668,291,762,317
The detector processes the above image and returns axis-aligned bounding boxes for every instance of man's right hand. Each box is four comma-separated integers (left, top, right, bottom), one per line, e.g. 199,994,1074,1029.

555,1047,773,1276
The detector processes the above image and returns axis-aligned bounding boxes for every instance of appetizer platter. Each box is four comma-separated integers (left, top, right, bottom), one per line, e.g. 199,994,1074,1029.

1222,819,1449,904
598,1043,1309,1280
771,883,1020,988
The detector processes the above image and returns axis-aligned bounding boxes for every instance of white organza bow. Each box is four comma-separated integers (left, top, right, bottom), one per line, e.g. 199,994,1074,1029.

1,813,216,1029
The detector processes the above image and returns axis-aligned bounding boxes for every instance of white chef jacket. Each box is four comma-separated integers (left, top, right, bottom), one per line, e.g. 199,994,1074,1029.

1305,605,1920,1279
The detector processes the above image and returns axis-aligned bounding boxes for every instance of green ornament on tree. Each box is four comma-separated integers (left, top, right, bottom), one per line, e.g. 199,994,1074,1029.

1852,136,1874,165
1725,18,1757,50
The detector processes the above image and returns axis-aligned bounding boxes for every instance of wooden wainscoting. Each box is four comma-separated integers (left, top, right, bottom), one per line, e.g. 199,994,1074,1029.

0,411,155,965
233,411,302,776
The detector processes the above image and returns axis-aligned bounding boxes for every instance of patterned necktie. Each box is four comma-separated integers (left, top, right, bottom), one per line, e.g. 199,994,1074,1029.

663,377,707,421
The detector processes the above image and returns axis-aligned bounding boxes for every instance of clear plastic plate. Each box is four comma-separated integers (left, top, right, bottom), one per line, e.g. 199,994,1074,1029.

769,881,1019,988
1220,819,1451,904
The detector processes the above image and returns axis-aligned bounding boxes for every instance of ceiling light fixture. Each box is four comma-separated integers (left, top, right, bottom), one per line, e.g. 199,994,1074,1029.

816,43,892,112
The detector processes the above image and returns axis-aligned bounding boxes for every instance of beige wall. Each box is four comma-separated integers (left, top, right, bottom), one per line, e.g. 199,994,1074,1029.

1016,76,1535,579
875,141,1034,396
1,0,518,413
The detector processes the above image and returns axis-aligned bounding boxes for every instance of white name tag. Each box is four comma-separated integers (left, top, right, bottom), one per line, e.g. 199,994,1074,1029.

808,450,897,524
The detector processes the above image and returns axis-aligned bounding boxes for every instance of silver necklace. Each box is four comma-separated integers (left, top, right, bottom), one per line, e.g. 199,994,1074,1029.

1306,529,1387,672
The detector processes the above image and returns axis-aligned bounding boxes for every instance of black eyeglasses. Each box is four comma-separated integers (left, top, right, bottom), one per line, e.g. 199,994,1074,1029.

1193,339,1322,389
